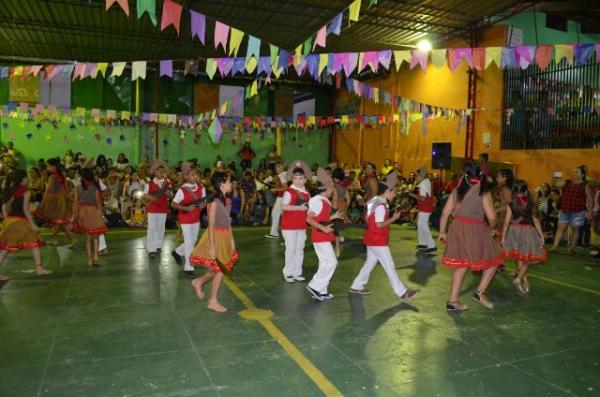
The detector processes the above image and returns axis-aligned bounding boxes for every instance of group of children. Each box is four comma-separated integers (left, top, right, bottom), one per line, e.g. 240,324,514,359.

0,153,562,314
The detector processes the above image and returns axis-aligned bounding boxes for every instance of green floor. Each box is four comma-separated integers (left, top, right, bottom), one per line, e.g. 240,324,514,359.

0,226,599,397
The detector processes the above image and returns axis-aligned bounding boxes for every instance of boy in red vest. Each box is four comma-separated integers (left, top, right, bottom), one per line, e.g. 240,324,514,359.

144,159,171,258
410,166,436,255
171,162,206,278
350,172,419,300
306,168,341,301
281,160,312,283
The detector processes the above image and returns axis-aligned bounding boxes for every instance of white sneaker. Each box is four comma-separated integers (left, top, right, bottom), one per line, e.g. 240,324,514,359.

265,234,279,239
284,276,295,283
293,276,306,282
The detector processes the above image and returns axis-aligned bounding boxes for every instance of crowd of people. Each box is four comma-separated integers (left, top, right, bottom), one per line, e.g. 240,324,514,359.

1,140,599,312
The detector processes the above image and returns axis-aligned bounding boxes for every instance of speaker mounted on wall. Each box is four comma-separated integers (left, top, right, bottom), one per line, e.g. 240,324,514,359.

431,142,451,170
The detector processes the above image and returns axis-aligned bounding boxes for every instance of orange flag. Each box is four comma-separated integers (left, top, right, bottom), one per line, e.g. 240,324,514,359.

105,0,129,16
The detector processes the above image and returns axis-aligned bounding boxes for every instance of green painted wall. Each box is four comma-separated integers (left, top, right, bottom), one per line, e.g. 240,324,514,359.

500,12,600,45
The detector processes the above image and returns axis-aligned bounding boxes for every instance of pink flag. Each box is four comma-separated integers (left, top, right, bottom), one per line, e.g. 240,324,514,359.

161,0,183,35
214,21,230,51
515,46,535,69
448,48,472,72
472,48,485,71
72,63,87,80
313,25,327,50
360,51,379,72
343,53,358,76
410,50,428,71
535,45,553,70
217,58,235,77
30,65,43,77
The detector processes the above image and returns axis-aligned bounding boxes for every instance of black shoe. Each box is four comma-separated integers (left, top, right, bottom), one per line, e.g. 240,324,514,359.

306,286,325,301
157,248,162,253
171,250,183,265
422,247,437,256
183,270,196,279
416,245,427,250
399,289,419,300
148,252,158,258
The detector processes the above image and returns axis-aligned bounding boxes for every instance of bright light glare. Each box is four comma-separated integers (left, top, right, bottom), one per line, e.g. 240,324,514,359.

417,39,432,52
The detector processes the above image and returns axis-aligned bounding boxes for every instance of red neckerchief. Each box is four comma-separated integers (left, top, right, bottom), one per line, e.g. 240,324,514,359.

336,180,350,188
13,185,28,198
516,195,528,207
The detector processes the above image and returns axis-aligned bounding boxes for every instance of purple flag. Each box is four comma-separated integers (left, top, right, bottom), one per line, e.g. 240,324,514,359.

575,43,594,65
343,52,358,76
190,11,206,44
332,53,345,74
327,13,343,35
378,50,392,70
160,60,173,77
361,51,379,72
448,48,473,72
345,78,354,93
84,63,97,78
410,50,428,71
514,46,535,69
232,58,245,75
327,53,335,75
258,56,272,76
278,49,290,72
501,47,516,69
294,56,307,76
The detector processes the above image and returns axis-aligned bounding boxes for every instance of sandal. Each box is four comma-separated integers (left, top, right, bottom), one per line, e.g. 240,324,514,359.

511,278,526,297
472,290,494,310
36,267,53,276
446,301,468,312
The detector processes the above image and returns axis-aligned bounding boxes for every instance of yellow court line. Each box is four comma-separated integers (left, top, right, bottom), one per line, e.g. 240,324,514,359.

505,266,600,296
224,278,343,397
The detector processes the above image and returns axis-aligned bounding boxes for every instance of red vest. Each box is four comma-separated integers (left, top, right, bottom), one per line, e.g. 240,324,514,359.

311,198,335,243
177,185,203,224
417,194,434,213
281,188,310,230
147,180,171,214
363,204,389,246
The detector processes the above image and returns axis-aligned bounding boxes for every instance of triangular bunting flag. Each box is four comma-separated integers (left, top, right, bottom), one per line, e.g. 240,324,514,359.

137,0,157,26
160,0,183,35
214,21,230,51
269,44,279,66
208,117,223,143
393,50,411,70
246,35,261,63
131,61,147,80
105,0,129,16
206,59,217,79
96,63,109,77
190,11,206,44
229,28,244,56
431,49,447,68
484,47,502,68
160,60,173,77
348,0,361,22
554,44,573,65
327,13,343,35
535,45,553,70
313,25,327,50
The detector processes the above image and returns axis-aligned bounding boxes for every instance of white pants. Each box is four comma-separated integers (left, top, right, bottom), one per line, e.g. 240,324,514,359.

175,223,200,271
417,212,435,249
146,213,167,253
308,242,338,294
98,234,107,251
351,246,408,297
282,229,306,277
269,197,283,237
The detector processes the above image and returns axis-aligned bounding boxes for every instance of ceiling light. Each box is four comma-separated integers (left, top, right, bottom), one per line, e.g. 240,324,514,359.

416,39,432,52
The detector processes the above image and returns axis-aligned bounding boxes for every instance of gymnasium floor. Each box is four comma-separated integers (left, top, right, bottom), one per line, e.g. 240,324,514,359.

0,226,598,397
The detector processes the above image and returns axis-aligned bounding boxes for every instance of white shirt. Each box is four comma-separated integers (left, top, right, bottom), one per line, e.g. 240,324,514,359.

278,172,287,184
172,183,205,204
282,185,308,205
418,178,432,197
98,179,107,192
374,205,386,223
143,178,166,195
308,195,331,216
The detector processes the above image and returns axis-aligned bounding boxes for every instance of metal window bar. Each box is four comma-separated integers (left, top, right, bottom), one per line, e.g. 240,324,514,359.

502,58,600,150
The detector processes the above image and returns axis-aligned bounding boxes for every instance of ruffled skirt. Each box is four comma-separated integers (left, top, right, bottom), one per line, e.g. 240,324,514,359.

190,227,239,273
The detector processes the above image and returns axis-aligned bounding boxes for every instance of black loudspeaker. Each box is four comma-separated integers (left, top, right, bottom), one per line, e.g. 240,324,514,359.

431,142,451,170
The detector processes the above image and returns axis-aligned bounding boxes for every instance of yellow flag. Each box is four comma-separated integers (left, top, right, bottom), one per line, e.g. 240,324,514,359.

373,88,379,103
111,62,127,77
348,0,361,22
554,45,574,65
393,113,400,122
393,50,411,70
13,66,24,76
76,107,86,117
250,80,258,97
485,47,502,68
245,57,258,73
308,116,316,126
96,63,109,77
294,45,302,66
229,28,244,57
319,53,328,75
220,101,228,116
341,115,349,125
158,113,168,123
211,109,217,120
272,67,283,78
121,111,131,120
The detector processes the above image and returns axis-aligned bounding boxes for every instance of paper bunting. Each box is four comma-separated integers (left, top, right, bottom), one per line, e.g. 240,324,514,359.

472,48,485,71
515,46,535,69
378,50,392,70
410,50,428,71
161,0,183,35
217,58,234,77
110,62,126,77
431,49,447,69
105,0,129,16
137,0,157,26
245,57,258,74
348,0,362,22
575,43,594,65
246,35,261,63
214,21,230,51
131,61,147,80
229,28,244,57
555,44,573,65
328,13,343,35
208,117,223,143
485,47,502,68
96,63,109,77
303,37,313,56
448,48,473,72
205,59,217,79
160,60,173,77
294,45,302,66
269,44,279,66
72,63,86,80
501,47,516,69
190,10,206,44
313,26,327,50
394,50,411,70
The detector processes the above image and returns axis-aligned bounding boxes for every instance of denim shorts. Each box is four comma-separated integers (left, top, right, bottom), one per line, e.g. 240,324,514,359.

558,210,587,227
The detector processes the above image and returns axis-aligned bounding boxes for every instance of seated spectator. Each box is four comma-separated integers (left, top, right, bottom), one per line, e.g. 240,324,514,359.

251,192,270,226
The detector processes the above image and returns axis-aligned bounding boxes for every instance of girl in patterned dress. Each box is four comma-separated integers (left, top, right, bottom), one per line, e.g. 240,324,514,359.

190,172,239,313
72,168,107,267
501,180,546,296
0,170,51,280
34,158,76,247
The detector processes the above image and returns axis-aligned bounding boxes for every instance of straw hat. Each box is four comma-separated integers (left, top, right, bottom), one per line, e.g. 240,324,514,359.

286,160,312,181
384,171,398,190
316,168,334,190
150,159,168,174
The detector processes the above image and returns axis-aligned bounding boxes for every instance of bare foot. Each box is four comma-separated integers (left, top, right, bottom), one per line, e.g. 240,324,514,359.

36,267,53,276
207,300,228,313
0,274,10,281
191,279,205,300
